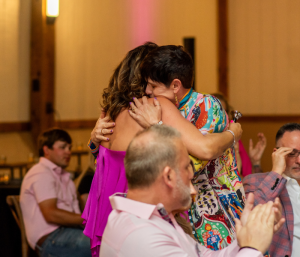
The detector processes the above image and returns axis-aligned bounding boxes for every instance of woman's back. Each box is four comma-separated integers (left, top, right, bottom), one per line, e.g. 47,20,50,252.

101,108,143,151
83,107,144,257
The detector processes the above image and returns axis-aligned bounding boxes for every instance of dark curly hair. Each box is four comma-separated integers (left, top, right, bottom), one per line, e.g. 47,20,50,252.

101,42,158,121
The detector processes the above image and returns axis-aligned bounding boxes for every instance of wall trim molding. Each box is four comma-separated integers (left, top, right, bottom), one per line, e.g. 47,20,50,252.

0,122,31,132
2,115,300,132
55,119,97,129
240,115,300,123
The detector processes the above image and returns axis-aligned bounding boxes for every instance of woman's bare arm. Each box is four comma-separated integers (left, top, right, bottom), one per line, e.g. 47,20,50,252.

130,97,242,160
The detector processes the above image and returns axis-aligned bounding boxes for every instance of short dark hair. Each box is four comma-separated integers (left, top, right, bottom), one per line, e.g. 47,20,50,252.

38,128,72,157
125,125,181,189
140,45,194,89
276,123,300,143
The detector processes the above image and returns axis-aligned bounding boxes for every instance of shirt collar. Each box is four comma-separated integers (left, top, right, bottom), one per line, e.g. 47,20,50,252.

178,88,193,110
282,173,299,186
109,193,158,220
39,157,66,176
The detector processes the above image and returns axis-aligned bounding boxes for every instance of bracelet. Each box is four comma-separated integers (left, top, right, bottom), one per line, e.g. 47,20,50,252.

226,130,235,148
239,246,259,252
87,138,99,154
157,121,163,125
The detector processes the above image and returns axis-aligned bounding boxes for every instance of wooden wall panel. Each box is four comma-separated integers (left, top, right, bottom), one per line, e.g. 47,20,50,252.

228,0,300,115
55,0,219,120
0,0,30,122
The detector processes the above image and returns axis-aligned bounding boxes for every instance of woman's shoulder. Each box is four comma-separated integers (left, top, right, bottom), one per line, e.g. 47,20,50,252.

198,93,222,106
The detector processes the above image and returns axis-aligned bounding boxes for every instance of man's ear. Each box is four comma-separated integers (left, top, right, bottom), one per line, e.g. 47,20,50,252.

170,79,183,94
162,166,177,189
43,145,50,157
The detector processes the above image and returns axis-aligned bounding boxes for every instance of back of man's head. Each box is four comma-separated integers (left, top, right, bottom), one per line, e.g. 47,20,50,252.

276,123,300,145
125,125,181,189
38,128,72,157
140,45,194,89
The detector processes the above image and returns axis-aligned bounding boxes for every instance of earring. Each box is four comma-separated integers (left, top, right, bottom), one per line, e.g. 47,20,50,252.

175,93,179,107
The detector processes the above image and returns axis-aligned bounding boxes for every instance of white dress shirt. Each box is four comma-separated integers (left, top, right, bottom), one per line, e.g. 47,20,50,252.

100,193,262,257
283,174,300,257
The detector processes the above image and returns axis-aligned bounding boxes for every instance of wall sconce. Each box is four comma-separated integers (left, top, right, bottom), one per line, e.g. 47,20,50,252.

46,0,59,24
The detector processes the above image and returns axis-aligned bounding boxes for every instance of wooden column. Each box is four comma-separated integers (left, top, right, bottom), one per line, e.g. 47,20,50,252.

30,0,55,141
217,0,228,98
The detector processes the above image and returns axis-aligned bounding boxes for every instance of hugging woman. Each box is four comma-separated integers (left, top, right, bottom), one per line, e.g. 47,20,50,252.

82,42,243,256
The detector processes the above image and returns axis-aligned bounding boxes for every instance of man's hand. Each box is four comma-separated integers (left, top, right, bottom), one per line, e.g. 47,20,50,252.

239,193,255,227
235,200,275,254
240,193,285,235
128,96,162,128
249,133,267,166
228,122,243,142
271,147,293,175
91,110,115,146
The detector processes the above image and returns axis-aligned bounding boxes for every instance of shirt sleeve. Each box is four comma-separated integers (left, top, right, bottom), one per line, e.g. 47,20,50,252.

32,172,57,203
199,240,262,257
87,138,99,158
119,226,192,257
243,172,287,204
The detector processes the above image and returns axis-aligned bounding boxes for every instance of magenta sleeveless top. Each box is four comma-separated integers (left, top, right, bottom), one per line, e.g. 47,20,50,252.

82,145,127,257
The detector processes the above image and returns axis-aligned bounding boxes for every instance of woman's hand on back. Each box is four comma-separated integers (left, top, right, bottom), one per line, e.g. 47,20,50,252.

128,96,162,128
91,110,115,146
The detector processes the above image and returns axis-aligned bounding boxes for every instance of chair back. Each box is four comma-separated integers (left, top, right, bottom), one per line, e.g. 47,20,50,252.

74,151,95,190
6,195,29,257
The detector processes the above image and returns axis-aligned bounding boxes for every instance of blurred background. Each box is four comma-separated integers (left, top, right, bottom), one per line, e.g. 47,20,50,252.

1,0,300,256
2,0,300,174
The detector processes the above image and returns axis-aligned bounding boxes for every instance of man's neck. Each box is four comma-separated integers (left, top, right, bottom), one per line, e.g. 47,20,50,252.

126,187,173,214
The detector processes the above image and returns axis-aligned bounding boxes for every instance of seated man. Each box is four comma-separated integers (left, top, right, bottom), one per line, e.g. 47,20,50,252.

100,125,283,257
243,123,300,257
20,128,91,257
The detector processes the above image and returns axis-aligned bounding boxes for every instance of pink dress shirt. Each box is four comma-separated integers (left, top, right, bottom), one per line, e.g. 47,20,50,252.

100,194,263,257
20,157,80,249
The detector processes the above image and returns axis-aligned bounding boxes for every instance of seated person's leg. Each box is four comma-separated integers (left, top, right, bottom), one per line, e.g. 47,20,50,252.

37,227,91,257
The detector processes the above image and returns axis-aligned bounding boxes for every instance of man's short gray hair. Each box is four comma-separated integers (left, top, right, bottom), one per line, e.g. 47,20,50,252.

125,125,181,189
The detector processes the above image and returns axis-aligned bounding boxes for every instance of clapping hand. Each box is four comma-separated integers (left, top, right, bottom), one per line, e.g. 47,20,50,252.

249,133,267,166
235,193,285,253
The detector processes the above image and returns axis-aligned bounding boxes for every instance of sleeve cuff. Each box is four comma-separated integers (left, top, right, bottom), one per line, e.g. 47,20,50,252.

87,138,99,156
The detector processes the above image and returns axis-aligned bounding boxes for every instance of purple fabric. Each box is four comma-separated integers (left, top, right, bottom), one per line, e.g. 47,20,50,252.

82,145,127,257
238,140,252,177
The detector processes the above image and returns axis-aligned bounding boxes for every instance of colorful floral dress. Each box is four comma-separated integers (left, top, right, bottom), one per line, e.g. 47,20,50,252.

179,89,245,251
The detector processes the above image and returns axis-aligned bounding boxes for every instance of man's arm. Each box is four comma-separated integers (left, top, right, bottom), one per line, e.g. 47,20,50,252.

116,225,191,257
130,97,243,160
39,198,83,226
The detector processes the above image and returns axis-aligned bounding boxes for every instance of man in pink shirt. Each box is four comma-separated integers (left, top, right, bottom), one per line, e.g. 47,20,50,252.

20,128,91,257
100,125,284,257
